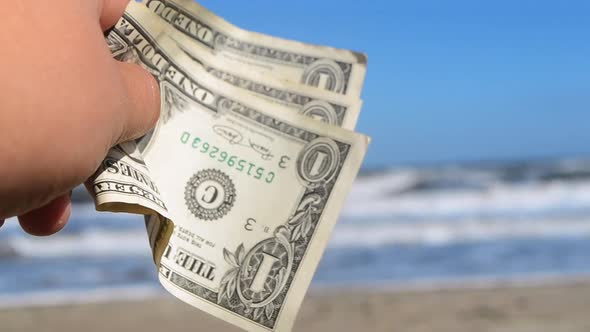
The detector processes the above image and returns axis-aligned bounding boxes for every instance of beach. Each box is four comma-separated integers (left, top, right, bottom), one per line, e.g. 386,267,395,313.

3,280,590,332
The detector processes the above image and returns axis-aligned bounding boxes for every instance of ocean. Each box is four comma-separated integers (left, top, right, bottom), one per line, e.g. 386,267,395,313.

1,158,590,306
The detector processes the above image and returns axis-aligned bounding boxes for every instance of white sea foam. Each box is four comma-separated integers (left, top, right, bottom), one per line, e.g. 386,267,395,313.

4,229,151,258
344,175,590,219
329,217,590,247
0,285,164,309
0,204,149,258
5,217,589,258
335,168,590,247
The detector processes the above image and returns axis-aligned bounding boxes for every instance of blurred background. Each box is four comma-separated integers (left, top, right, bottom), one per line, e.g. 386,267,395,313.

2,0,590,331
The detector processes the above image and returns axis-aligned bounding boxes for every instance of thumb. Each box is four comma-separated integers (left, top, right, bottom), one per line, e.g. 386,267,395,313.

115,61,161,144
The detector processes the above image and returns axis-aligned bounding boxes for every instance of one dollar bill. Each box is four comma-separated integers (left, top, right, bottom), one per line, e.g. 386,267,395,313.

135,0,368,99
93,7,369,332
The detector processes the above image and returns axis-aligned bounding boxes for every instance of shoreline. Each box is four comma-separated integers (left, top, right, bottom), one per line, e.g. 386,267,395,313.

3,272,590,310
2,278,590,332
3,273,590,310
313,272,590,293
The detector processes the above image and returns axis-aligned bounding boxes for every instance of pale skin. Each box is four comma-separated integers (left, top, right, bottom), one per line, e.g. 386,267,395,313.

0,0,160,235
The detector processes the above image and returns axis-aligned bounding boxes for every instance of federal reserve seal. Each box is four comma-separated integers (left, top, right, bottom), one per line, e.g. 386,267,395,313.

185,169,236,221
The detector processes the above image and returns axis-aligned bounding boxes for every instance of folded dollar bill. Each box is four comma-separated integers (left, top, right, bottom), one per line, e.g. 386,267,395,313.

135,0,368,99
109,3,364,131
93,2,370,331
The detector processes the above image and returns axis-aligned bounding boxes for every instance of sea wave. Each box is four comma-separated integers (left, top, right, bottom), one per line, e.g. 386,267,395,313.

345,163,590,220
330,217,590,247
3,217,590,260
0,205,149,259
1,159,589,298
0,229,151,259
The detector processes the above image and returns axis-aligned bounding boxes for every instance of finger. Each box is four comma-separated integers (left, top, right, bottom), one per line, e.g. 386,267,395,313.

18,194,72,237
99,0,130,31
114,61,161,144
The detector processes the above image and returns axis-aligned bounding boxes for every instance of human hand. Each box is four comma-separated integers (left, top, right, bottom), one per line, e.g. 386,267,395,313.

0,0,160,235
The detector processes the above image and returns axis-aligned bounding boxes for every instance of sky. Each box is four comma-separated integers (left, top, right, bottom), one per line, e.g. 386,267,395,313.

198,0,590,168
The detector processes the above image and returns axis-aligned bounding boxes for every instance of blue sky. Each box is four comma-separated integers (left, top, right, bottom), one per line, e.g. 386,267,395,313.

198,0,590,167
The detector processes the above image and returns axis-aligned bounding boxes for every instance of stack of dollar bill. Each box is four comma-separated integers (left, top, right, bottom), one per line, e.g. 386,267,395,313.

92,1,370,331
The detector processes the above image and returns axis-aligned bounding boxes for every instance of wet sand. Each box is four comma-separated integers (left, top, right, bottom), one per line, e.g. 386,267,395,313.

3,281,590,332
